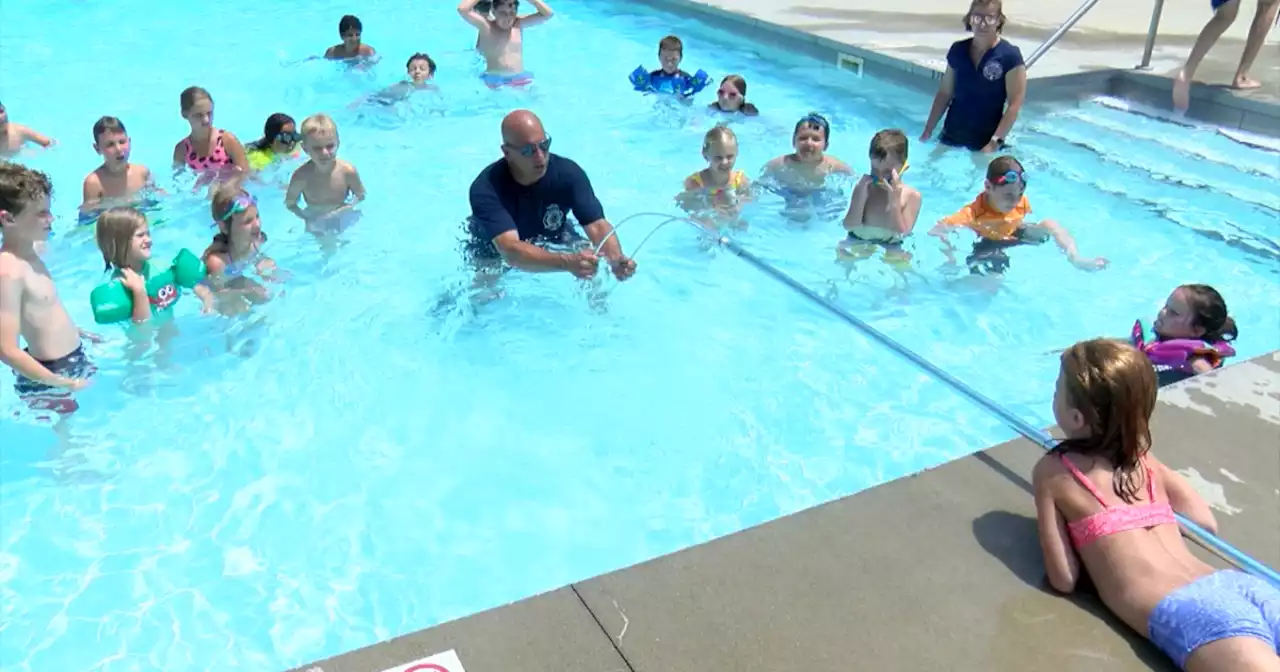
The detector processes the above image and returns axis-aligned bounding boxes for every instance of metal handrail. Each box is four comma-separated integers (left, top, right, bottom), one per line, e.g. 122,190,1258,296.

1026,0,1104,68
1138,0,1167,70
1025,0,1167,70
716,234,1280,589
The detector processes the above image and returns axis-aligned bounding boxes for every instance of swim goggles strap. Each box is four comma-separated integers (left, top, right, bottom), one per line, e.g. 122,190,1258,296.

220,192,257,221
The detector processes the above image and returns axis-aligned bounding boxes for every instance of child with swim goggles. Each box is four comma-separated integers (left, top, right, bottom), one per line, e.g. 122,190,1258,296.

839,128,921,270
1034,337,1279,671
94,207,214,323
708,75,759,116
679,126,751,226
202,185,279,313
1132,284,1237,387
244,113,303,172
929,155,1106,275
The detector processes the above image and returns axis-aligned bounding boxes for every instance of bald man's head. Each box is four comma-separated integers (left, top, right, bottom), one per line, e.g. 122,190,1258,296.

501,110,544,145
500,109,551,183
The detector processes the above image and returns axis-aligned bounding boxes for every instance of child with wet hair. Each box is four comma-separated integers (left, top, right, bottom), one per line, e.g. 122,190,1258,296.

1034,337,1278,671
1131,284,1237,386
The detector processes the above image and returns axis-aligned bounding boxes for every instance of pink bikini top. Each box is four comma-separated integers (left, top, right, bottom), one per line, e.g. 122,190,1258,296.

182,131,231,172
1060,454,1177,548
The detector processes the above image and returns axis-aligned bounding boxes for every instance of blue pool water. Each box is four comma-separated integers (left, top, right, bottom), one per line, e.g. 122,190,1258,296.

1,0,1278,669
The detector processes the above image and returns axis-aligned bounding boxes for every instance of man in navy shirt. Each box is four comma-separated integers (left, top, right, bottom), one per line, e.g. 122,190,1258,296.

919,0,1026,152
466,109,637,280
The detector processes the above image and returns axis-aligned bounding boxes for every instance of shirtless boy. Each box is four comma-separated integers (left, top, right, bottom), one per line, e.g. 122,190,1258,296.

285,114,365,225
0,102,55,157
457,0,555,88
0,163,93,407
840,129,922,269
324,15,377,61
81,116,154,213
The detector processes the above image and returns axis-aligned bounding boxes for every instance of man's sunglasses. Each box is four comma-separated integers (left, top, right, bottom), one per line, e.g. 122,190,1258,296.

509,136,551,157
992,169,1026,186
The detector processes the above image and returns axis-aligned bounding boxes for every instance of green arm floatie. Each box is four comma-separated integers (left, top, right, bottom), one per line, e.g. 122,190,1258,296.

90,249,207,324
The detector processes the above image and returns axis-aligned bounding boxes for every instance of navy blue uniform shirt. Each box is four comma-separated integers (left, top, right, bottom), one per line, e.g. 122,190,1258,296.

466,154,605,256
941,38,1024,150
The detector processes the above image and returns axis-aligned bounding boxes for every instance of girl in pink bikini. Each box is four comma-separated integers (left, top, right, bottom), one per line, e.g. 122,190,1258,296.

1034,339,1279,671
170,86,249,185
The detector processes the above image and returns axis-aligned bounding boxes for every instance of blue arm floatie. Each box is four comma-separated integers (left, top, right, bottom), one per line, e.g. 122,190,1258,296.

629,66,652,92
682,69,711,97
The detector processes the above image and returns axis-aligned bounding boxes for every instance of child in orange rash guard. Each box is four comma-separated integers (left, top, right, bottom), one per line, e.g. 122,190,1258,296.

930,155,1107,275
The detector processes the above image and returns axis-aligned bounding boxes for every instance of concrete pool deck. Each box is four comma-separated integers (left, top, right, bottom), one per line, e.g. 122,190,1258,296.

636,0,1280,135
294,351,1280,672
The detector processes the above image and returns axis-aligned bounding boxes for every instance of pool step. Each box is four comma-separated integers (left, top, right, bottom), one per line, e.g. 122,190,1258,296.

1017,101,1280,261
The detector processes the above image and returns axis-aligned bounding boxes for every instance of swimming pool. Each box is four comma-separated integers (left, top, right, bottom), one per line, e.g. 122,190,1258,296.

1,0,1277,669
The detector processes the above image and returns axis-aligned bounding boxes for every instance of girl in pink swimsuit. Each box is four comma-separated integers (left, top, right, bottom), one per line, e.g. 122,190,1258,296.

171,86,249,183
1034,338,1279,671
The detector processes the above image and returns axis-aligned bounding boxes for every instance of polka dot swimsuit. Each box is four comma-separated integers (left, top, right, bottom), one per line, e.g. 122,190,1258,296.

182,130,232,172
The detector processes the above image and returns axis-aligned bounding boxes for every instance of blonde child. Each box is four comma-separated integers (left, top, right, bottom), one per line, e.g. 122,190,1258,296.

1034,338,1279,671
680,126,750,219
94,207,213,323
285,114,365,225
171,87,249,181
81,117,154,212
840,128,921,269
1131,284,1237,387
929,155,1106,275
0,162,93,409
203,184,277,313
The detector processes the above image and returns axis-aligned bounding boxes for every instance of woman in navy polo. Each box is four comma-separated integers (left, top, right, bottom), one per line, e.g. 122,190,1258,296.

920,0,1027,152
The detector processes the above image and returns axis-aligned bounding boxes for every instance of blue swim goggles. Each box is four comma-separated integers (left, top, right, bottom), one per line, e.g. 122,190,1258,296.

219,192,257,221
993,169,1027,186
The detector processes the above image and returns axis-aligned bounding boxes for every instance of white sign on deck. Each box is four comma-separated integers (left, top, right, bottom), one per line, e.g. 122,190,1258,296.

379,649,467,672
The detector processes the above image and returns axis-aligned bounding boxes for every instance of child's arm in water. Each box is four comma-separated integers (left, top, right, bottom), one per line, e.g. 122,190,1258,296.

221,132,251,175
1025,219,1108,271
346,163,366,204
284,166,310,221
19,125,54,149
81,172,104,212
891,184,923,235
193,283,215,314
843,175,872,231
